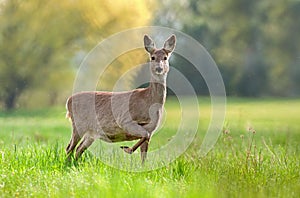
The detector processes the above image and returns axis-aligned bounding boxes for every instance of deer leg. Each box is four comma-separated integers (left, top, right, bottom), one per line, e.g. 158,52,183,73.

121,122,150,139
120,121,150,154
140,139,149,164
121,137,148,154
66,126,81,156
75,135,95,159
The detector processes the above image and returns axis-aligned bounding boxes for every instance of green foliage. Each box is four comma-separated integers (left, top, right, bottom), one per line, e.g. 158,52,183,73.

0,0,84,109
0,97,299,197
0,0,153,110
154,0,300,97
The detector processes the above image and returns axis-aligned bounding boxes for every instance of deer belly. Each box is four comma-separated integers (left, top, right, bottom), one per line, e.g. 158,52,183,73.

100,126,140,142
104,133,140,142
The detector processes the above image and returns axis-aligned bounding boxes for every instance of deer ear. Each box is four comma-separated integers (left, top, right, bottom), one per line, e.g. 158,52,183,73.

163,34,176,54
144,35,155,54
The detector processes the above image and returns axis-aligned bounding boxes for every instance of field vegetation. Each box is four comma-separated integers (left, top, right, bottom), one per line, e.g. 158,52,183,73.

0,97,299,197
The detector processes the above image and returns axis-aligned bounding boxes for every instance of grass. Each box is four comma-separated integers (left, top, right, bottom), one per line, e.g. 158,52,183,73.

0,97,299,197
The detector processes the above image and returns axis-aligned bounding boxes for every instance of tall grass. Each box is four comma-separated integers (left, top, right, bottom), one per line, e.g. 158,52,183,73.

0,97,299,197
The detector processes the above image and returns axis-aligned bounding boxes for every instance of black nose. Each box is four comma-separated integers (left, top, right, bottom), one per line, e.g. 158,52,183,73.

155,67,163,73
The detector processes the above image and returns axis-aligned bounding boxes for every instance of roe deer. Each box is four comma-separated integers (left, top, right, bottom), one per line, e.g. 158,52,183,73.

65,34,176,163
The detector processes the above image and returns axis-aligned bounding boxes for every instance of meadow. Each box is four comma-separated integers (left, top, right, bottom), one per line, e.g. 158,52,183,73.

0,97,299,198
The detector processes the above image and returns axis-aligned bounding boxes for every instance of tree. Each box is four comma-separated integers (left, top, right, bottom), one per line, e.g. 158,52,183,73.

0,0,86,109
262,0,300,96
204,0,269,96
153,0,300,97
0,0,153,110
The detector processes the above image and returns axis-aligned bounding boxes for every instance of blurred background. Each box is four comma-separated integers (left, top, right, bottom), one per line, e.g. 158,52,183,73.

0,0,299,110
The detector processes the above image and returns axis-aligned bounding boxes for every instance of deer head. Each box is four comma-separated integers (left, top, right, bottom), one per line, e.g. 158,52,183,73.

144,35,176,78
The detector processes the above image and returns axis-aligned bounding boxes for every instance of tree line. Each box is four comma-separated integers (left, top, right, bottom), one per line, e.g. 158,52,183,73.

0,0,299,110
154,0,300,97
0,0,152,110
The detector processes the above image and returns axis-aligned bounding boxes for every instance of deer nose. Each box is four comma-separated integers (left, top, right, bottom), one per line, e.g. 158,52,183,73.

155,67,163,73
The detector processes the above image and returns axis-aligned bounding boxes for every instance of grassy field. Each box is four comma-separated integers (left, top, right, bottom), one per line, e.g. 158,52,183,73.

0,97,299,197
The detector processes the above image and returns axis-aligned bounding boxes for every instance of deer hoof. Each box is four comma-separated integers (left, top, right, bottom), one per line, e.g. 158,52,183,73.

120,146,133,154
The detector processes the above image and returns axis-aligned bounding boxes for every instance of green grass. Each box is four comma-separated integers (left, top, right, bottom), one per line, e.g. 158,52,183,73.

0,97,299,197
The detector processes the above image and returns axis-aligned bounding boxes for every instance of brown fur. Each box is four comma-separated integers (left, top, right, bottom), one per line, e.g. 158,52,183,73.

65,34,176,163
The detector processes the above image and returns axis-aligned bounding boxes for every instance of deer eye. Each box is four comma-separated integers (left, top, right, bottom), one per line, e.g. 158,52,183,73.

164,57,167,60
151,56,155,61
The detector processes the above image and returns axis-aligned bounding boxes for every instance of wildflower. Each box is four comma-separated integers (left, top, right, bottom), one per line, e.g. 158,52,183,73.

224,129,230,134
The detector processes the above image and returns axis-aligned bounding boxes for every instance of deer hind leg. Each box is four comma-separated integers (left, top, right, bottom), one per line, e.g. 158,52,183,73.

140,140,149,164
66,125,81,156
75,135,95,159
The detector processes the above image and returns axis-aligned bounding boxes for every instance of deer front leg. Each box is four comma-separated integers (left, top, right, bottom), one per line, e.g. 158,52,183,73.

140,140,149,164
122,121,150,138
121,137,148,154
120,121,150,154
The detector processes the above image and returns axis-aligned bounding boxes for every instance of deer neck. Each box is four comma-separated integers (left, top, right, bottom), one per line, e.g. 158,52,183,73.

148,74,167,104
